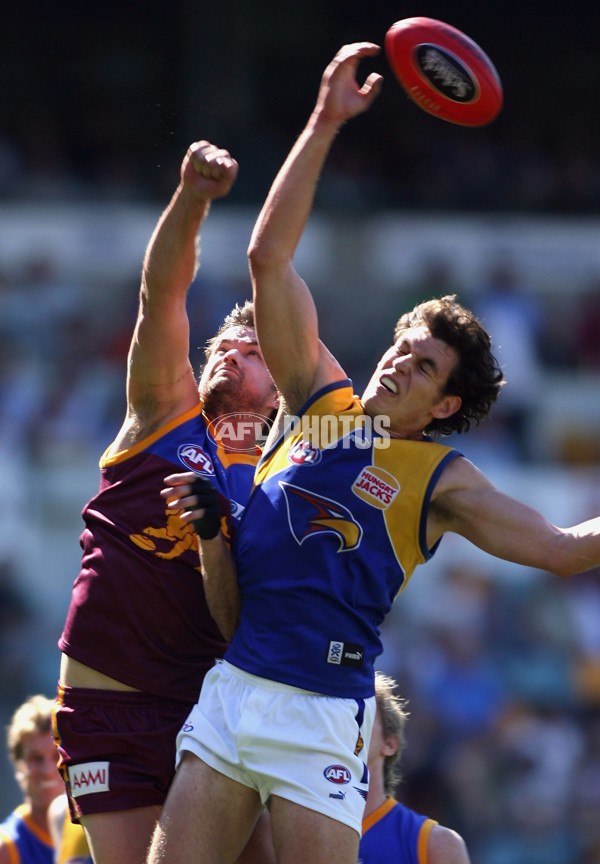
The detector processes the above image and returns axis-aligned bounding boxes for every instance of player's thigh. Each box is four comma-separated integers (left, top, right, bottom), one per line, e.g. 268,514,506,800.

81,804,161,864
236,810,276,864
269,795,359,864
149,752,263,864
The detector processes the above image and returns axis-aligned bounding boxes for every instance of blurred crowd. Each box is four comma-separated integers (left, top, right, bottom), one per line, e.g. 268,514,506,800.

2,117,600,217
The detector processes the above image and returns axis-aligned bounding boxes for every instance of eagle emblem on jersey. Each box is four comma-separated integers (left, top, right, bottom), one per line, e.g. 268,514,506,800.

279,481,363,551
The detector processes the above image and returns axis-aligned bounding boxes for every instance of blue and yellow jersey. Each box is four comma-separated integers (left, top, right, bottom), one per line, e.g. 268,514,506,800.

359,798,437,864
227,381,460,697
0,804,53,864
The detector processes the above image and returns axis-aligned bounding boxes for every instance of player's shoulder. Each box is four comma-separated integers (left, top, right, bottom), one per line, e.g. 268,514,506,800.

428,823,471,864
430,452,493,500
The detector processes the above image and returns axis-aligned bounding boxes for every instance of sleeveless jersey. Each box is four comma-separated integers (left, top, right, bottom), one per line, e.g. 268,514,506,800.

0,804,53,864
227,381,460,697
59,403,259,703
359,798,437,864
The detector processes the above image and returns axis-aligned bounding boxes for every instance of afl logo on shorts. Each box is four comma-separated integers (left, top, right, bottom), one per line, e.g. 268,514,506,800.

178,444,215,475
324,764,352,784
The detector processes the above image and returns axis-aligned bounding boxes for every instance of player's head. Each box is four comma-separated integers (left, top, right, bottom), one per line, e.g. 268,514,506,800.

393,295,504,436
7,694,63,808
361,295,503,440
371,672,409,797
204,300,256,355
199,300,278,421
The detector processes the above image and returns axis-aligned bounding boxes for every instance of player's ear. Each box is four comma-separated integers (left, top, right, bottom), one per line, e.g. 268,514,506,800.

382,735,399,758
432,393,461,420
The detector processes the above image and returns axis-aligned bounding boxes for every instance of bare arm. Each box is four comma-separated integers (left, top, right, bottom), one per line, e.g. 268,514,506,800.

248,43,382,412
431,457,600,577
161,472,241,640
116,142,239,447
428,824,471,864
198,534,241,642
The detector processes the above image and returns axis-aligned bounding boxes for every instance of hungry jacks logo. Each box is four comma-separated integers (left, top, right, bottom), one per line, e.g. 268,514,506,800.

279,482,362,551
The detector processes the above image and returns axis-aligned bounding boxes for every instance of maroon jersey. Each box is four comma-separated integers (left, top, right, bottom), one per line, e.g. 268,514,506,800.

59,403,258,703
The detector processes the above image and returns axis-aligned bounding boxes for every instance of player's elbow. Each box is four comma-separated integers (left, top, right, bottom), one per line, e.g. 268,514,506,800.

248,236,290,277
546,534,594,578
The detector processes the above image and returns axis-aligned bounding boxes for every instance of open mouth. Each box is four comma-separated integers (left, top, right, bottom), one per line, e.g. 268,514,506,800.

380,375,398,394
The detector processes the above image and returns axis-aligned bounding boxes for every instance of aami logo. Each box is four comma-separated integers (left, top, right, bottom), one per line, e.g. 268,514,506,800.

177,444,215,475
323,764,352,784
68,761,110,797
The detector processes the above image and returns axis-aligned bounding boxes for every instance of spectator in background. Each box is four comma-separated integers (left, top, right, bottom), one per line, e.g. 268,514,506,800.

359,671,471,864
0,695,64,864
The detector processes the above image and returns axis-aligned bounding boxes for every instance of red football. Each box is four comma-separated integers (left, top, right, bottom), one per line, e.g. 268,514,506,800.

384,17,503,127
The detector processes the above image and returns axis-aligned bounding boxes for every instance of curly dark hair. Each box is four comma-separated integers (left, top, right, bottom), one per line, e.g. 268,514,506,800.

394,295,504,436
203,300,255,359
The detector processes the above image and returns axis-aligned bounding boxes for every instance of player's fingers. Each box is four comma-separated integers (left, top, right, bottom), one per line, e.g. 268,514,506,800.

182,506,206,522
335,42,380,62
163,471,198,487
189,143,238,180
359,73,384,100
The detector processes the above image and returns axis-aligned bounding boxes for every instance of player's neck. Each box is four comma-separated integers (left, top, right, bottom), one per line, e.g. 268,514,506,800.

25,800,49,832
363,787,388,819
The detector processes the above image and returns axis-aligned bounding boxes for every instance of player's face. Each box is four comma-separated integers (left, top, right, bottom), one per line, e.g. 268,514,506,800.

14,731,63,812
361,326,461,439
199,326,277,417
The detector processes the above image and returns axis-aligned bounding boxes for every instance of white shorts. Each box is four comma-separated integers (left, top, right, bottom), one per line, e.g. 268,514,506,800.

176,660,375,835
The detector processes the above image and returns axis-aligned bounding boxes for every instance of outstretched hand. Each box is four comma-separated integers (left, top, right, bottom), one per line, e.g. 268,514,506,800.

180,140,239,202
162,471,222,539
314,42,383,127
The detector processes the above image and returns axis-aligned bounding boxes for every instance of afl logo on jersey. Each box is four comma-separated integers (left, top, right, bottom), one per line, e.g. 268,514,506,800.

324,765,352,784
288,440,322,465
177,444,215,475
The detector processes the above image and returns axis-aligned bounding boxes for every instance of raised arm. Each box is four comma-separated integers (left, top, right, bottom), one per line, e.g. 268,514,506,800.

120,142,239,444
431,457,600,577
248,43,383,412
